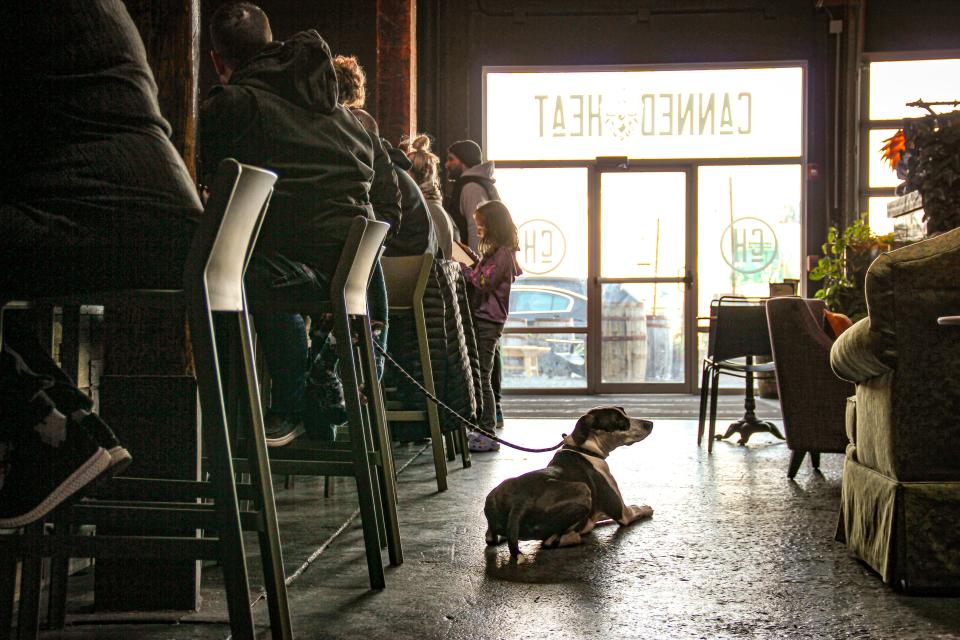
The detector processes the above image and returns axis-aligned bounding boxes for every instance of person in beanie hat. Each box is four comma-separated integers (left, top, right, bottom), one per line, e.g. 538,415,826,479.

444,139,500,251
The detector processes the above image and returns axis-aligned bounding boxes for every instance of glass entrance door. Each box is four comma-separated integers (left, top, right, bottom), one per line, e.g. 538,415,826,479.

593,169,693,392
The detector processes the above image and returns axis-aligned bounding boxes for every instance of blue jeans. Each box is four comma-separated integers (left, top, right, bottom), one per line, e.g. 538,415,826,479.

245,253,388,429
245,253,334,421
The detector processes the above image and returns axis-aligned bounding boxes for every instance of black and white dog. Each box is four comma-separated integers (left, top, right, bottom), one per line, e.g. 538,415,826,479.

484,406,654,557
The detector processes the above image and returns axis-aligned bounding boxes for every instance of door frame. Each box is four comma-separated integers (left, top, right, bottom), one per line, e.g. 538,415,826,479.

587,162,697,394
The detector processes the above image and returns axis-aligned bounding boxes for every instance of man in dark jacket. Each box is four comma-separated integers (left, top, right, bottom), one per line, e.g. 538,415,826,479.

200,2,399,444
444,139,500,252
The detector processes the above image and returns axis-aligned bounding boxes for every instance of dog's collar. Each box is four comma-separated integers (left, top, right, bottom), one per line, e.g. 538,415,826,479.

561,436,607,459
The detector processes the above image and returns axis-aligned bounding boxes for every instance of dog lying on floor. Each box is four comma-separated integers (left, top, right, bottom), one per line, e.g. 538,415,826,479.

484,406,654,557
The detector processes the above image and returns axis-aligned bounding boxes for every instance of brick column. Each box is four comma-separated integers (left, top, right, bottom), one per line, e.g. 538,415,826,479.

377,0,417,145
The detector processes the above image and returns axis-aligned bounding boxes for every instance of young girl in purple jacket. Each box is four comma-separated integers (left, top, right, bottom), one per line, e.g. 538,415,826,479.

458,201,523,452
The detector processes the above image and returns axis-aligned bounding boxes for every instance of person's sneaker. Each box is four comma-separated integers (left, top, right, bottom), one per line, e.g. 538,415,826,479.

304,373,348,442
264,413,305,448
73,412,132,476
467,432,500,453
0,421,112,529
495,407,505,430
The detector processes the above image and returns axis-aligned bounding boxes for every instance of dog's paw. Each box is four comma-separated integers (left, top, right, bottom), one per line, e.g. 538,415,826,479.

631,504,654,520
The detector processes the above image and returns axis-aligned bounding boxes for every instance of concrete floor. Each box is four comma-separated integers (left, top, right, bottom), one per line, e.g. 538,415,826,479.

31,403,960,639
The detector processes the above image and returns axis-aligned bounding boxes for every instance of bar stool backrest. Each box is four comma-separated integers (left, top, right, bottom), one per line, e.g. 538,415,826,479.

185,158,278,312
710,296,773,362
381,252,434,309
333,217,390,316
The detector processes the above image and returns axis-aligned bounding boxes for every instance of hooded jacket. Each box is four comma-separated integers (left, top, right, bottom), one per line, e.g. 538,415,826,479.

200,31,390,264
446,161,499,251
2,0,201,242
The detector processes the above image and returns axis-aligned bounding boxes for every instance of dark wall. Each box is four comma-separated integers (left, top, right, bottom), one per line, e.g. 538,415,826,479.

199,0,378,108
865,0,960,52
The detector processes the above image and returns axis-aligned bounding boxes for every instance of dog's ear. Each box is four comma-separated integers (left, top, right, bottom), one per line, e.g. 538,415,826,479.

571,412,596,445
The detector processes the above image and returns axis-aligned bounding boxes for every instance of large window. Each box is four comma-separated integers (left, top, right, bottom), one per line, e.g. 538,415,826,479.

862,57,960,235
485,64,804,392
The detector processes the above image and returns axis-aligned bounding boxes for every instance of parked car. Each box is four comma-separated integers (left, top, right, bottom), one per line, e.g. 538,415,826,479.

507,277,587,328
505,278,587,378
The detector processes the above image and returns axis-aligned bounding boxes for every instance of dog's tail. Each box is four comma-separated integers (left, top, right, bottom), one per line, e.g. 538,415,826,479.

507,507,522,557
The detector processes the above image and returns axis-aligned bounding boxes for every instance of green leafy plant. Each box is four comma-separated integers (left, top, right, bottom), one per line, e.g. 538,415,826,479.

810,215,892,320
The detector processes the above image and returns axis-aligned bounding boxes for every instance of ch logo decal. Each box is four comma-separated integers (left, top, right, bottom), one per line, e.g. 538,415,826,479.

518,219,567,275
720,217,778,274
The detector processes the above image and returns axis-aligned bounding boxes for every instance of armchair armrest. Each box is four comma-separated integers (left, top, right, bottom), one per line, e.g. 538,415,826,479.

830,317,892,383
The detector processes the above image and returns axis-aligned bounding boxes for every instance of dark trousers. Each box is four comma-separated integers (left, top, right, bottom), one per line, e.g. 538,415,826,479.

474,318,504,430
492,344,502,416
245,253,334,421
245,252,388,426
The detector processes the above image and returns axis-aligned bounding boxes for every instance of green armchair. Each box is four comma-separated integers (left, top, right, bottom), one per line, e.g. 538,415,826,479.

830,227,960,592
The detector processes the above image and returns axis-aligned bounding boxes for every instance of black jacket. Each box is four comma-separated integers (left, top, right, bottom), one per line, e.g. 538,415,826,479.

2,0,201,239
383,144,438,258
200,31,399,264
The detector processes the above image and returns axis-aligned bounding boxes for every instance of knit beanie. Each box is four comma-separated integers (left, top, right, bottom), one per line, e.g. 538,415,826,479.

448,139,483,168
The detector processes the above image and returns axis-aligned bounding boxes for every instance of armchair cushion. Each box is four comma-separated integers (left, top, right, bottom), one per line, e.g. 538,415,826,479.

830,318,892,384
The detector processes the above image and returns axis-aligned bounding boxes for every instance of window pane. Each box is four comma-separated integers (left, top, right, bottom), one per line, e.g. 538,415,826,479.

601,283,684,384
501,332,586,389
869,59,960,120
600,172,686,279
697,165,802,319
868,129,901,188
496,168,588,328
868,197,896,236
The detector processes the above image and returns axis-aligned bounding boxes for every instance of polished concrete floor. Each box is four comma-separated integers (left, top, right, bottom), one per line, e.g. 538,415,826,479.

28,397,960,639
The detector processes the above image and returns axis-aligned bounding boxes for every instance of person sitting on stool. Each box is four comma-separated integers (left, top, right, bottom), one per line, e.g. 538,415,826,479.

0,0,202,527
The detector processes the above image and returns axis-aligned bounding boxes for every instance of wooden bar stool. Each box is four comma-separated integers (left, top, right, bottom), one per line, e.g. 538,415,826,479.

0,159,292,640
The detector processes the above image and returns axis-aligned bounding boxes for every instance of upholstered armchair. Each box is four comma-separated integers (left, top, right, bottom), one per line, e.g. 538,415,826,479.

830,227,960,592
766,298,851,478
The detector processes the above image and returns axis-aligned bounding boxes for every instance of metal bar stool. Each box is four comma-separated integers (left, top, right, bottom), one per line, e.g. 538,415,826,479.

241,216,400,590
0,159,292,640
697,296,783,453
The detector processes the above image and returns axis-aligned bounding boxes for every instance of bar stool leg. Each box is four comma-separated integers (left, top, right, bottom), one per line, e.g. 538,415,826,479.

334,312,385,590
15,524,42,640
444,432,456,462
697,363,711,446
190,308,256,639
0,557,16,640
357,316,402,566
238,310,292,640
458,427,471,468
708,369,720,454
45,515,71,630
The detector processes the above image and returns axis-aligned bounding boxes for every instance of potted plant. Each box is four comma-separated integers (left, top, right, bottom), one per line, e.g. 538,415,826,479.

810,215,893,322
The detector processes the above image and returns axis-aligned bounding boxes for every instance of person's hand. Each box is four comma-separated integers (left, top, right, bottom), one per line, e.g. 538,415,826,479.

458,241,480,262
